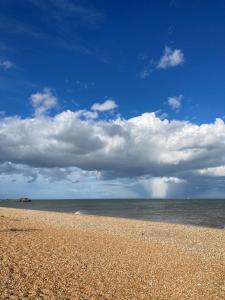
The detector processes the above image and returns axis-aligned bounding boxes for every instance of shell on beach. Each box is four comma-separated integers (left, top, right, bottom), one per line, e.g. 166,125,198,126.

74,211,83,215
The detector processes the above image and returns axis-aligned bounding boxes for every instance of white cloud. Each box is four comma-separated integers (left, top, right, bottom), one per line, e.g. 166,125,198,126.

1,110,225,177
167,95,183,111
2,99,225,197
155,110,168,120
139,46,184,79
198,165,225,177
30,88,58,116
91,99,118,111
157,47,184,69
0,60,14,70
79,110,98,119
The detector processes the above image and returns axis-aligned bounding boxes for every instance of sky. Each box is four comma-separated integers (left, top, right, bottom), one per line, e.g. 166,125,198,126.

0,0,225,199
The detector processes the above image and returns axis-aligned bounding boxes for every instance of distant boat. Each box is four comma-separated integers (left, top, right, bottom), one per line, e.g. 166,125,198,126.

18,197,31,202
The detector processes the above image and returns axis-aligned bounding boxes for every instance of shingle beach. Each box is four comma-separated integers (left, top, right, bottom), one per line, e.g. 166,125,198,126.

1,207,225,299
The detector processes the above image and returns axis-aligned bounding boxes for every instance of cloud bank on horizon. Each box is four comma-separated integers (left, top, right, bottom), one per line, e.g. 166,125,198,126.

1,89,225,198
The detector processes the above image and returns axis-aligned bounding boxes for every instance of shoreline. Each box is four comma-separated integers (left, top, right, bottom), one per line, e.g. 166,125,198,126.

1,207,225,299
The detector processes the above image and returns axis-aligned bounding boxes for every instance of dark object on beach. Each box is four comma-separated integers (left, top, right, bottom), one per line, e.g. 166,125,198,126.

18,197,31,202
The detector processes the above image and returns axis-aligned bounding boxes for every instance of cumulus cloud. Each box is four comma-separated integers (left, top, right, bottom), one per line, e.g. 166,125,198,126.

1,101,225,197
157,47,184,69
167,95,183,111
91,99,118,111
0,60,14,70
1,110,225,175
30,88,58,116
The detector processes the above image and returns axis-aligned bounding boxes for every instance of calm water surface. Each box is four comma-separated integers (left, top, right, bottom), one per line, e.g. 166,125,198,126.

1,198,225,229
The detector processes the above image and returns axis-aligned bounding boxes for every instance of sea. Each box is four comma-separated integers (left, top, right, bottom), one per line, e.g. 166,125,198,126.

1,198,225,229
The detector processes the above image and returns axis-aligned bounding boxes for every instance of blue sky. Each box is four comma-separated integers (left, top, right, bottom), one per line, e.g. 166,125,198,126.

0,0,225,198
